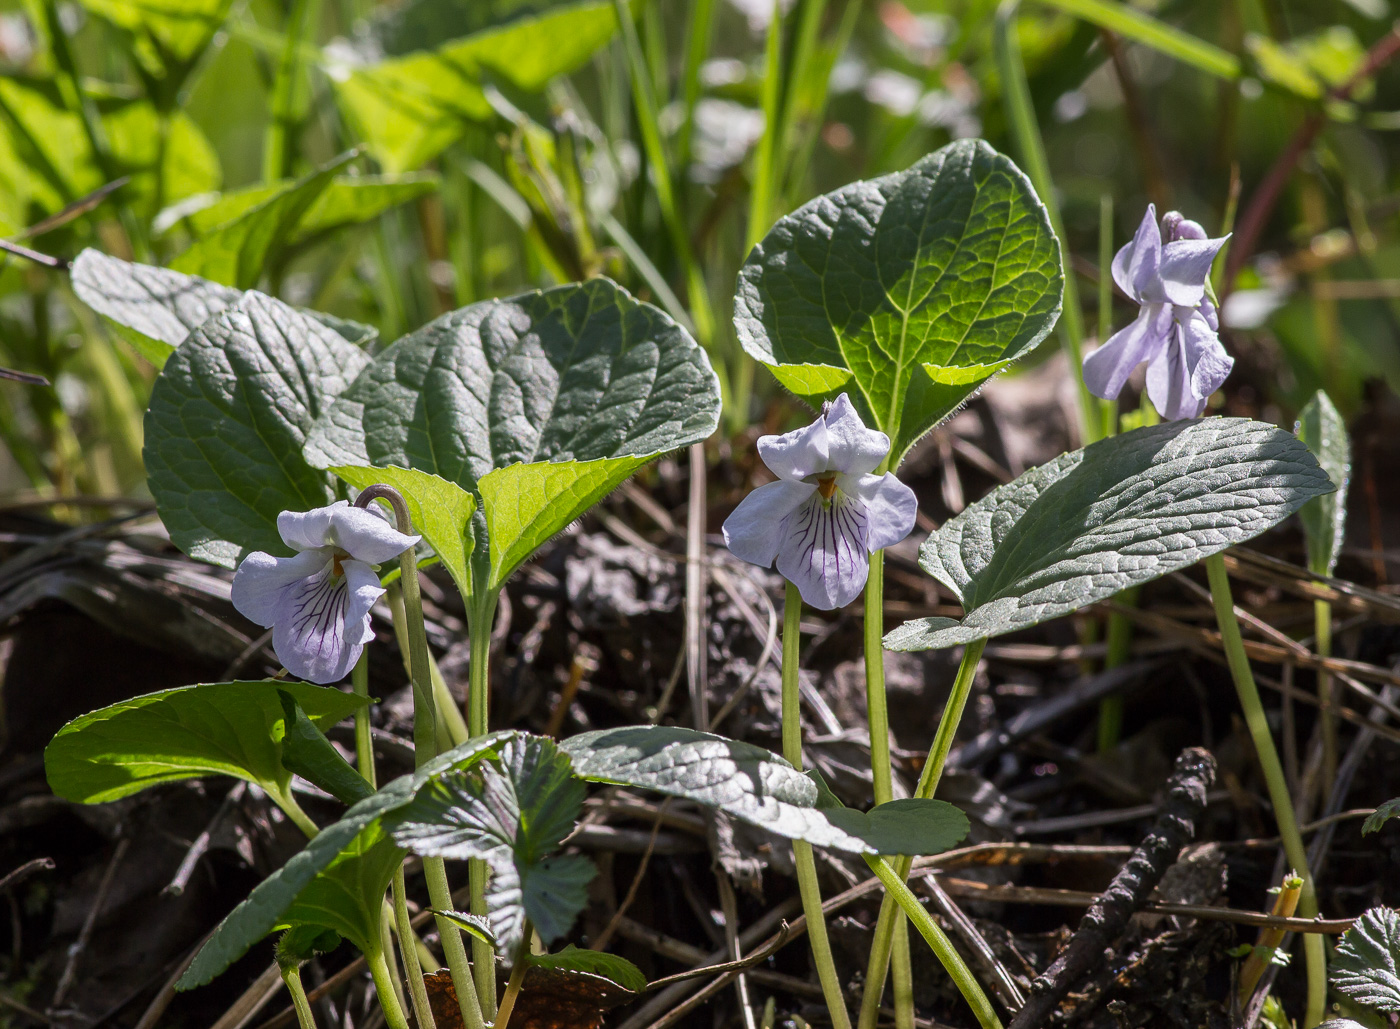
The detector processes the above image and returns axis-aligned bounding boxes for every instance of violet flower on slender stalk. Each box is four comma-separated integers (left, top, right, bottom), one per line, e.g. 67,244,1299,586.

231,501,420,683
1083,205,1233,420
723,394,917,610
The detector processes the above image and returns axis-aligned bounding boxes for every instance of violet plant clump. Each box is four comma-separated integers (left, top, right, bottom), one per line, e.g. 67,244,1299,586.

1083,205,1232,420
722,394,917,610
231,500,420,684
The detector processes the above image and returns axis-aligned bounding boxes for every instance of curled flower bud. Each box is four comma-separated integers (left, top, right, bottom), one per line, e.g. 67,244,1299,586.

231,501,420,683
1083,204,1233,421
722,395,917,610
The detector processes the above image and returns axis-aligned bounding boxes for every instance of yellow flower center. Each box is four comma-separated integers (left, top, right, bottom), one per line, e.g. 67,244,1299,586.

817,474,838,500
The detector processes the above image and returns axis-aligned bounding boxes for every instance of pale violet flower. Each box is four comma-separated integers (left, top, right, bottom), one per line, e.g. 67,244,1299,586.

231,501,419,684
1083,205,1233,421
723,395,917,610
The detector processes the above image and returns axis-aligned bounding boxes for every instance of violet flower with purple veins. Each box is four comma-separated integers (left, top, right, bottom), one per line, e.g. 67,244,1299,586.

723,394,917,610
231,501,420,684
1083,205,1233,421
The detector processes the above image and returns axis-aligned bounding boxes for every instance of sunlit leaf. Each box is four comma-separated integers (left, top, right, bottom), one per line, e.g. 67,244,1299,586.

1296,390,1350,577
735,139,1062,462
1333,907,1400,1013
886,419,1334,652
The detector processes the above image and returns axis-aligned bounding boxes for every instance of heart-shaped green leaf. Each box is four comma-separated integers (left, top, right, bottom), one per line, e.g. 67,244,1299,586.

330,465,476,599
273,824,405,957
170,152,355,288
277,691,375,806
179,732,518,989
332,2,619,173
305,278,720,591
528,946,647,993
886,418,1334,652
734,138,1062,463
144,291,369,566
44,681,367,808
1296,389,1350,577
560,726,968,856
1333,907,1400,1013
386,735,593,954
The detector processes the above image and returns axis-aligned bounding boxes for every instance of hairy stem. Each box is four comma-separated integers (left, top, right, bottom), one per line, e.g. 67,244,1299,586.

495,923,534,1029
781,581,853,1029
425,857,486,1029
393,866,437,1029
859,638,987,1029
466,588,500,1012
366,939,412,1029
1205,554,1325,1027
281,964,319,1029
352,650,376,787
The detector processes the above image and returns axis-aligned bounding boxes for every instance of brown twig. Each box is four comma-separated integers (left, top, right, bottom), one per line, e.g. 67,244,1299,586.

1007,747,1217,1029
52,837,130,1008
0,857,54,892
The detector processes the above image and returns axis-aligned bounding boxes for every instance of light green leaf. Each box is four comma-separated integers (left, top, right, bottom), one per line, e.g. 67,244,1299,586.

43,681,367,806
1363,799,1400,836
1296,390,1350,577
735,139,1063,462
1034,0,1241,81
144,291,369,566
886,418,1334,653
274,823,404,956
433,909,497,946
70,249,241,366
331,465,477,598
170,152,355,288
179,732,517,990
331,2,619,173
79,0,233,75
1333,907,1400,1013
560,726,969,857
277,691,376,806
305,278,720,589
386,735,592,954
1247,27,1368,103
527,945,647,993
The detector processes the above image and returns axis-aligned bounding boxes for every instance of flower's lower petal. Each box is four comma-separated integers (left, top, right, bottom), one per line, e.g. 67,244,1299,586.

822,394,890,476
776,495,870,611
1082,304,1172,400
342,560,386,647
1156,236,1228,307
1145,330,1205,421
1182,309,1234,401
278,503,347,552
1112,205,1160,300
723,480,818,567
271,564,359,683
231,549,331,626
330,504,420,564
844,473,917,552
758,415,829,481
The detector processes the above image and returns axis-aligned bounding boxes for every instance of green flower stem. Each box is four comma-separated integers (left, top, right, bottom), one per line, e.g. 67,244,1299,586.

859,637,987,1029
393,866,438,1029
1205,554,1325,1028
1315,598,1337,790
425,859,487,1029
274,787,321,840
281,964,318,1029
781,582,853,1029
352,650,376,787
388,585,467,750
366,939,412,1029
495,921,534,1029
1096,585,1140,754
862,855,1002,1029
467,587,501,1013
264,0,321,183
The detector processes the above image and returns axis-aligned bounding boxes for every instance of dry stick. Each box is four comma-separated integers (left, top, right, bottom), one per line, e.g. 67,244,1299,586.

1224,22,1400,291
0,857,53,892
52,836,130,1008
591,801,671,952
165,782,248,896
1006,747,1216,1029
922,876,1026,1013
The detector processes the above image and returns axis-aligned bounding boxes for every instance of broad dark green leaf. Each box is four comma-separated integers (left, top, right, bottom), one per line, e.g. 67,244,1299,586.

1364,799,1400,836
886,419,1334,652
386,735,592,953
170,152,354,288
734,139,1062,462
1296,390,1350,577
144,291,369,566
331,2,619,173
277,691,375,806
70,249,241,366
560,727,969,856
275,824,404,956
276,926,342,971
331,465,476,599
179,732,516,989
305,278,720,590
44,681,366,807
1333,907,1400,1013
527,945,647,992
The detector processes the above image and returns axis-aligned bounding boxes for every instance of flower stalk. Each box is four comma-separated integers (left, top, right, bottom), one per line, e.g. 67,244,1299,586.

1205,554,1325,1027
393,865,438,1029
494,921,534,1029
280,964,318,1029
781,582,852,1029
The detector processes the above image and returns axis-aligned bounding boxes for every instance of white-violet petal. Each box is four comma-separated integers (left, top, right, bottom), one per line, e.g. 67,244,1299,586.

776,494,871,610
231,549,332,627
822,394,891,477
758,415,830,481
722,480,820,568
845,472,918,552
328,504,420,564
